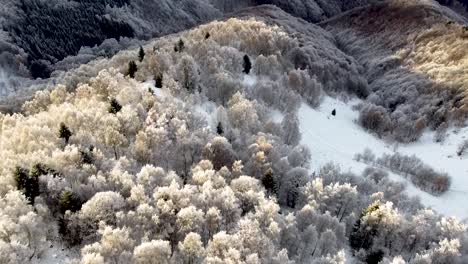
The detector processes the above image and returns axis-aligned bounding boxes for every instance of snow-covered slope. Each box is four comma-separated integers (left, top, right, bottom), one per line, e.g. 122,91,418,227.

297,96,468,219
321,0,468,143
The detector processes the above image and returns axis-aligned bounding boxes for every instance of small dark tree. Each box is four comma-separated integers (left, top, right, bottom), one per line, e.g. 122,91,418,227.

262,169,277,195
350,203,380,253
155,73,163,88
127,60,137,78
366,250,384,264
174,39,185,53
243,54,252,74
14,166,29,194
59,123,72,144
80,148,94,165
59,190,82,214
331,109,336,116
30,163,48,177
138,46,145,62
108,98,122,114
205,32,211,39
14,165,44,205
216,122,224,135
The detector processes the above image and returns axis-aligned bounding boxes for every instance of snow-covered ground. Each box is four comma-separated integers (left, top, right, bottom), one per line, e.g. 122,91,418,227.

297,96,468,219
242,74,468,218
35,241,78,264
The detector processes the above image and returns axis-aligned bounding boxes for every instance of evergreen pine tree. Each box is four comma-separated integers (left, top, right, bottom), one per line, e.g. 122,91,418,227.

138,46,145,62
59,123,72,144
59,190,72,213
27,164,42,205
350,203,380,251
108,98,122,114
128,60,138,78
155,73,163,88
80,148,94,165
59,190,82,214
216,122,224,135
262,169,276,195
243,54,252,74
175,39,185,53
14,166,29,194
14,165,44,205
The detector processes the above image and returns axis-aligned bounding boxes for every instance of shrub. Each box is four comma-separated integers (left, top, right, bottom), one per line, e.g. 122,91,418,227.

358,103,392,137
382,152,449,195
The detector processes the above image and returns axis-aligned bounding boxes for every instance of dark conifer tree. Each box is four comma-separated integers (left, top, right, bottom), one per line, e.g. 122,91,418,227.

13,165,44,204
216,122,224,135
243,54,252,74
59,190,82,214
127,60,138,78
108,98,122,114
138,46,145,62
59,123,72,144
262,169,277,195
14,166,29,195
350,203,381,257
155,73,163,88
80,148,94,165
175,39,185,53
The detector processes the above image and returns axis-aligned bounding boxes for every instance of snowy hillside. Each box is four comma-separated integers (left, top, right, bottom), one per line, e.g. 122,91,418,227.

297,96,468,218
2,1,468,264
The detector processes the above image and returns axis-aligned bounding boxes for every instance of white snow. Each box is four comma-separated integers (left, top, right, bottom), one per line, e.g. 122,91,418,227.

194,100,218,130
242,75,257,87
35,241,78,264
298,96,468,219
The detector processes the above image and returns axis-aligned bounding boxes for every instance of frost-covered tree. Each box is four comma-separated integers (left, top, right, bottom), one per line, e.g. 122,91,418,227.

177,55,199,91
281,112,301,146
134,240,171,264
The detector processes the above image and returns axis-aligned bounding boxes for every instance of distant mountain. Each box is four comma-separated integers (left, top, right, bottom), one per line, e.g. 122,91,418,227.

0,0,381,81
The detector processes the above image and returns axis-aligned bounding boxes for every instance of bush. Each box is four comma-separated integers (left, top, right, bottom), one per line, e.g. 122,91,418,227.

358,103,392,137
379,152,449,195
356,149,451,195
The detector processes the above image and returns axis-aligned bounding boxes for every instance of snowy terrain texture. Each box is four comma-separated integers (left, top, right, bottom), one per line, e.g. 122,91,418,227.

1,0,468,263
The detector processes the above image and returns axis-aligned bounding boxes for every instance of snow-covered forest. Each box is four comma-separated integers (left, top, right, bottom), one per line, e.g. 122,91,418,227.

1,0,468,263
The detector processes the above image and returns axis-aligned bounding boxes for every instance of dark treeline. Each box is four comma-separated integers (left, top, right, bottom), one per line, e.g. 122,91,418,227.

6,0,134,78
